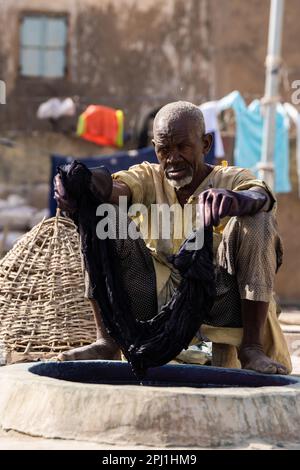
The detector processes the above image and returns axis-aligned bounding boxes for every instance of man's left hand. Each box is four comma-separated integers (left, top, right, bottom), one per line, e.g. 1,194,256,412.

198,188,267,227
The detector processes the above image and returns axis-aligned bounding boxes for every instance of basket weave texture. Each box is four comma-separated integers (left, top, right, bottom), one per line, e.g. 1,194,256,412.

0,215,96,360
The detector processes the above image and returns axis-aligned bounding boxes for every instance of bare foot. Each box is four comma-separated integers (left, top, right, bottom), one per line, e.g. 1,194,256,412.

57,340,121,362
239,345,288,375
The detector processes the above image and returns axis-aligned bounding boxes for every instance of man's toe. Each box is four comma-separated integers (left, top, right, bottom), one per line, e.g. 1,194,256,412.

56,351,74,362
276,364,288,375
258,362,278,374
260,361,288,375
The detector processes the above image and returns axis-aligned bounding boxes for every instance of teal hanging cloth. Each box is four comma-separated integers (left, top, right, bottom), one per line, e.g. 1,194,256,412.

217,91,291,193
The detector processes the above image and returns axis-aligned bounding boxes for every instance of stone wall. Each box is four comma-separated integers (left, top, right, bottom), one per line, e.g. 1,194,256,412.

0,0,212,133
1,0,300,128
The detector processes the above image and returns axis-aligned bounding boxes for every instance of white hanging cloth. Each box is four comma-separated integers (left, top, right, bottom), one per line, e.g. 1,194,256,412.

37,98,76,120
199,101,225,159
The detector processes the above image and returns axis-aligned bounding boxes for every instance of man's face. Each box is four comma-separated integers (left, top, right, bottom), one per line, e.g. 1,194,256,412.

153,117,207,189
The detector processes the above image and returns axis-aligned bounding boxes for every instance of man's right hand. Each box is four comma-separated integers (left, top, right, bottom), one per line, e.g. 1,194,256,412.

54,174,78,214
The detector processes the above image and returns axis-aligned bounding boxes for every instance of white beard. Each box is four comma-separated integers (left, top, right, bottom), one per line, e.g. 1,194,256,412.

167,174,193,190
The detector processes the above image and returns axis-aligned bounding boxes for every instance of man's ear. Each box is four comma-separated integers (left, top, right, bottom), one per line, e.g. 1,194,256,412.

202,133,213,155
151,138,155,147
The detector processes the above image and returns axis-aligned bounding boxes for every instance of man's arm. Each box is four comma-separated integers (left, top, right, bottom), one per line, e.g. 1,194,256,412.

109,180,132,205
90,167,132,204
198,187,269,227
248,186,272,211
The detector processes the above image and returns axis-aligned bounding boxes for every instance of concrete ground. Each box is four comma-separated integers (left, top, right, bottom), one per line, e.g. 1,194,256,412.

0,428,300,450
0,307,299,450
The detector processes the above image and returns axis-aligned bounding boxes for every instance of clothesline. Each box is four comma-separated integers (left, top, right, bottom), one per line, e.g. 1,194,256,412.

199,91,300,196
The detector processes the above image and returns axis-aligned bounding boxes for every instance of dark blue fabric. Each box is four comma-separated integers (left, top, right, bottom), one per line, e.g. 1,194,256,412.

49,147,158,216
58,161,215,377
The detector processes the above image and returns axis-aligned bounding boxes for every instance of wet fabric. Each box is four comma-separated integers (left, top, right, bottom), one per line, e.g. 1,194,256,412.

58,161,215,377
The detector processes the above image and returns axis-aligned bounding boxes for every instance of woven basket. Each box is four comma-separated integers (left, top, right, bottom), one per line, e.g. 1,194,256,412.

0,214,96,364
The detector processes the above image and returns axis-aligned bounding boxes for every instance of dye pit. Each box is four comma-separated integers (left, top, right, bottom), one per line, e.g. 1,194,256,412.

29,360,298,388
1,361,299,447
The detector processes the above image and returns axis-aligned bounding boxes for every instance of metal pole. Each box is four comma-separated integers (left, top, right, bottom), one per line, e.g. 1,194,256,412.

258,0,285,189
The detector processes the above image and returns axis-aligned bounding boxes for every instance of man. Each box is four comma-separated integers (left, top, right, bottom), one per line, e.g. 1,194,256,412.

55,101,291,374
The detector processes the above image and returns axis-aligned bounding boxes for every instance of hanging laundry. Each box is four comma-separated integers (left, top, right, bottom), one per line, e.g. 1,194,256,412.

283,102,300,198
37,98,76,120
217,91,291,193
77,105,124,148
199,101,225,164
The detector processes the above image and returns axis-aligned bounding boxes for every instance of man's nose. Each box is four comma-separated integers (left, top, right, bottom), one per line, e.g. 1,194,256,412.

166,148,181,164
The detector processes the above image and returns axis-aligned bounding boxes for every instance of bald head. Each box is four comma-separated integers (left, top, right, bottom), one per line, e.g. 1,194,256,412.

152,101,212,192
153,101,205,139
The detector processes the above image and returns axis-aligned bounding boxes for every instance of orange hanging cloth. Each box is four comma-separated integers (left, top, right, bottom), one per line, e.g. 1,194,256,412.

77,105,124,148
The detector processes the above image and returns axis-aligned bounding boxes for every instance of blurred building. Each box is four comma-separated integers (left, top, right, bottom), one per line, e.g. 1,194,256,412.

0,0,300,132
0,0,299,301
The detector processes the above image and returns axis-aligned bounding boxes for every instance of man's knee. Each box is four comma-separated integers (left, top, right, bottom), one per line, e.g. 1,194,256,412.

224,211,275,240
233,211,282,271
222,211,281,257
217,211,282,279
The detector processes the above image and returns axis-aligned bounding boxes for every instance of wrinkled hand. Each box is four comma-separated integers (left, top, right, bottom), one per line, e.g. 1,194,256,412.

198,188,266,227
198,188,239,227
53,174,77,213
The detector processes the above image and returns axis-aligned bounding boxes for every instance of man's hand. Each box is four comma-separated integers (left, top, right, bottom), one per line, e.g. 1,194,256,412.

54,166,114,213
198,188,268,227
54,174,77,213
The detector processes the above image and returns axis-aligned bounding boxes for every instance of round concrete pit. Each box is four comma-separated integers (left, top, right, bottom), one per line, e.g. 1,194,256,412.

0,360,299,448
30,360,296,387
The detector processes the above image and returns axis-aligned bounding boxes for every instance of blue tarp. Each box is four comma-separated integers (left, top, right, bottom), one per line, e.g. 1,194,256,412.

49,142,216,216
49,147,158,216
